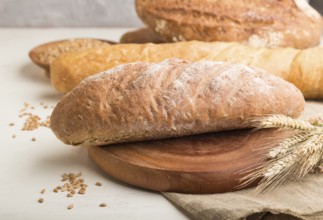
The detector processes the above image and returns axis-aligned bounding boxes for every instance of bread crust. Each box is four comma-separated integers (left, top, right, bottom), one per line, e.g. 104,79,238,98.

50,41,323,99
135,0,323,48
50,59,304,146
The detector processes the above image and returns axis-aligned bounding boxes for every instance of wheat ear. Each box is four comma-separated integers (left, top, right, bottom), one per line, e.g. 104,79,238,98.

239,115,323,193
269,131,314,158
252,115,317,131
241,132,323,192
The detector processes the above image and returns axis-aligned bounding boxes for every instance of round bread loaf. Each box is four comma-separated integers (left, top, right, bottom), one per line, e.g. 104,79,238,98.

135,0,323,49
50,59,305,146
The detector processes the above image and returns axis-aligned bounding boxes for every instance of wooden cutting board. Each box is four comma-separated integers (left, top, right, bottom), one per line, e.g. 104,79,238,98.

88,129,291,194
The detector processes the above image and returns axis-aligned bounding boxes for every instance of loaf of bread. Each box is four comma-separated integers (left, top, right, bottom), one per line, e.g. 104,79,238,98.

120,28,165,44
29,38,112,74
135,0,323,48
50,59,304,146
51,41,323,99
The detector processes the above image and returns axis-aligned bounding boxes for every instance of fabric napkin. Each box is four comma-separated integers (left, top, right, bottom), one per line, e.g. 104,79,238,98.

163,174,323,220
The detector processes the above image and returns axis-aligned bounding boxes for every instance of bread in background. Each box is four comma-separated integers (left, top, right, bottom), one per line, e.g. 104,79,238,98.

50,41,323,99
120,28,165,44
135,0,323,49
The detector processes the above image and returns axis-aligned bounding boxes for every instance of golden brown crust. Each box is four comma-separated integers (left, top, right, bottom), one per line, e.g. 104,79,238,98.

290,47,323,98
50,59,305,146
120,28,165,44
135,0,323,48
51,41,323,99
29,38,112,73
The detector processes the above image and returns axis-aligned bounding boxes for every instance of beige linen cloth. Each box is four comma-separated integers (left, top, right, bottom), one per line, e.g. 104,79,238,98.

163,101,323,220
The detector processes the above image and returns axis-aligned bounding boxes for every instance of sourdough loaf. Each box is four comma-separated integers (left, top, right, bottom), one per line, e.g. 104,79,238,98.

135,0,323,48
50,59,304,146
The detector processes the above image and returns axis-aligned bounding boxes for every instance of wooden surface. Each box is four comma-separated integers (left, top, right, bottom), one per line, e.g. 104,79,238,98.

88,128,291,194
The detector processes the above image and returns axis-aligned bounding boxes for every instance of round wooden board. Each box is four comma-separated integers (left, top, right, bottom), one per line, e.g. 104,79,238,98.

88,129,290,194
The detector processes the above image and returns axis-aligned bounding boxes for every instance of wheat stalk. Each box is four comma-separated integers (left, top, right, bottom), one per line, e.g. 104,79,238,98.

268,131,314,158
240,114,323,193
252,114,317,131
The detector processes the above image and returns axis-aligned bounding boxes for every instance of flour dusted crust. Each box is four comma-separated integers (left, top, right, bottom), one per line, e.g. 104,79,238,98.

50,59,305,146
135,0,323,49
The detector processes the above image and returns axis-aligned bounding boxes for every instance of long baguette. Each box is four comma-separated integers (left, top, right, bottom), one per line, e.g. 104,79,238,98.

51,41,323,99
50,59,304,146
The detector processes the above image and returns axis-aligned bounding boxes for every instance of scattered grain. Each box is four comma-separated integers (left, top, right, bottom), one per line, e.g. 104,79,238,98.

38,172,106,210
67,204,74,210
38,198,44,203
12,134,16,139
9,123,15,126
99,203,107,207
31,137,36,142
17,102,51,132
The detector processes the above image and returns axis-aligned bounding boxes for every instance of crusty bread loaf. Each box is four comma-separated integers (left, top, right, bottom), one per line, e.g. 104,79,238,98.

50,41,323,99
29,38,112,73
135,0,323,49
120,28,165,44
50,59,305,146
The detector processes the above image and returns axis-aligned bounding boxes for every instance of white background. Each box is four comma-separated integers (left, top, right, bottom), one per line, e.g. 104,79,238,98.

0,0,143,27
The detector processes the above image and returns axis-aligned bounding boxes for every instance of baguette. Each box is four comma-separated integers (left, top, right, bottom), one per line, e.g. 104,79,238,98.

50,59,304,146
135,0,323,48
51,41,323,99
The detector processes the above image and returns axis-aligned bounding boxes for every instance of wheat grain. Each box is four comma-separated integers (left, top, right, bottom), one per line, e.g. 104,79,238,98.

67,204,74,210
95,182,102,186
99,203,107,207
